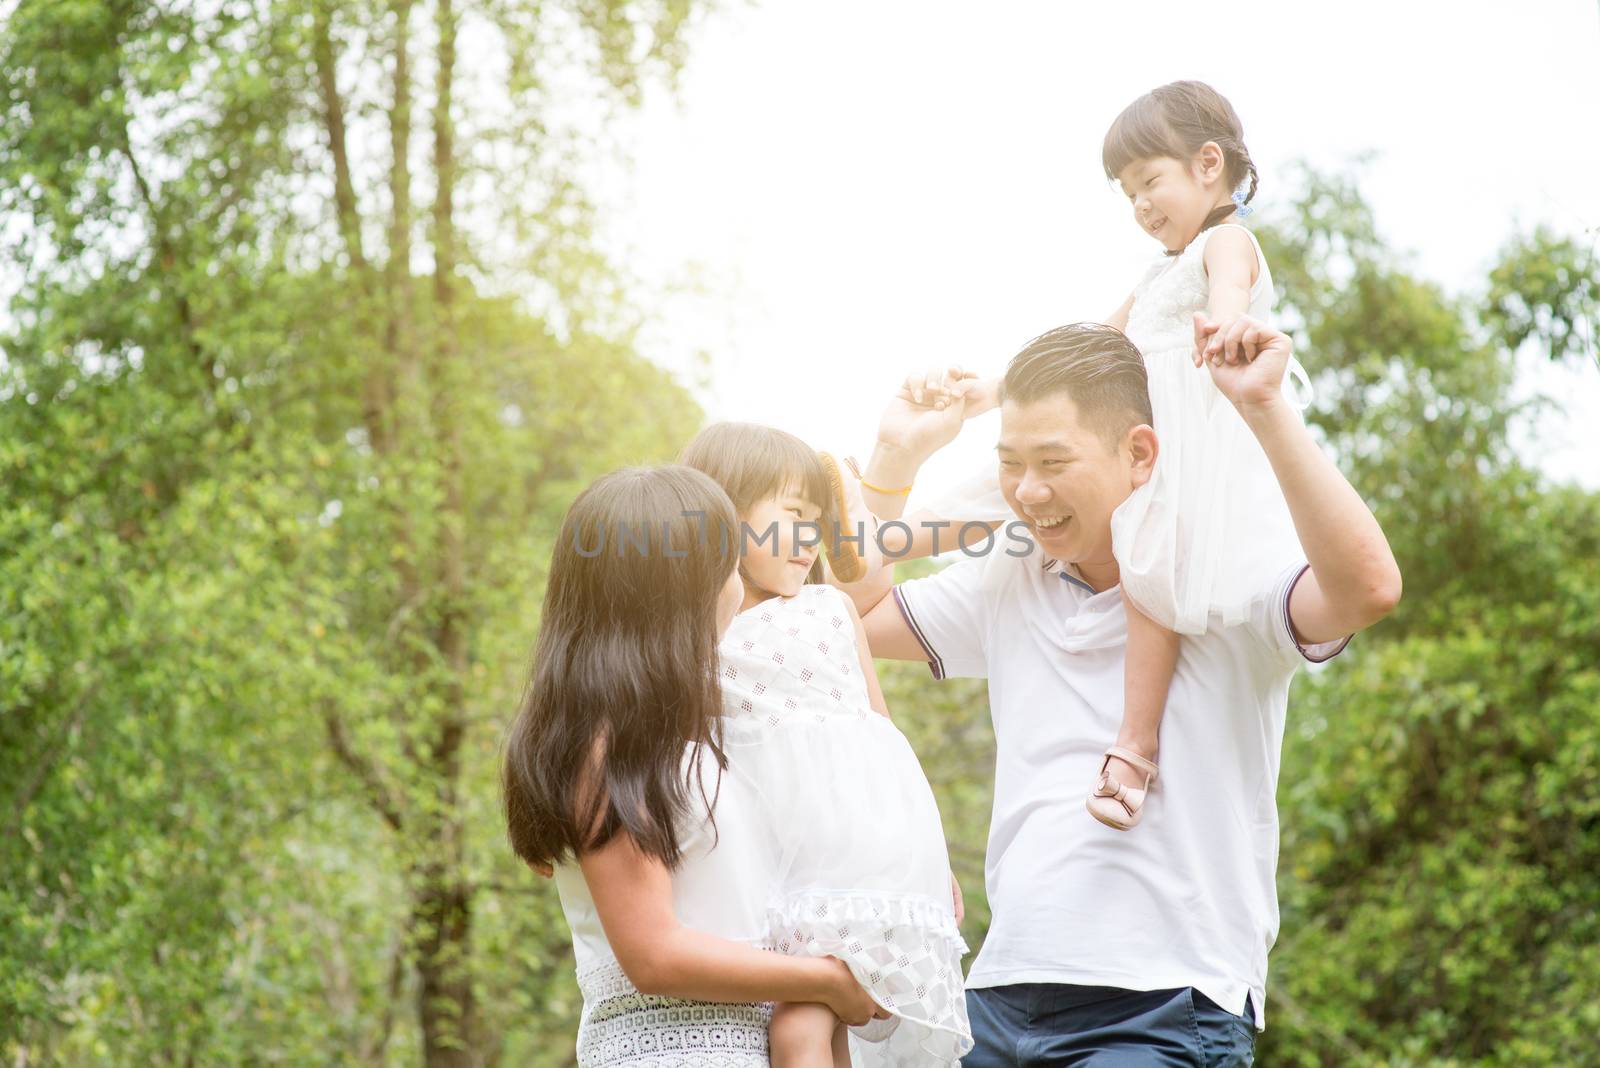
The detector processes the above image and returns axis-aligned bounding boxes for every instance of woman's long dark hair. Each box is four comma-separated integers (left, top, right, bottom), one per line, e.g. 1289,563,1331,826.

502,465,739,871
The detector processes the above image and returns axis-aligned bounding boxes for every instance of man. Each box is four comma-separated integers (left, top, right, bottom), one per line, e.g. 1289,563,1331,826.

854,316,1401,1065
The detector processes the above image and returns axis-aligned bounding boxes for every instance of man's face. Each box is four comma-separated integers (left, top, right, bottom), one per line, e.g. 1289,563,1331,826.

996,393,1149,573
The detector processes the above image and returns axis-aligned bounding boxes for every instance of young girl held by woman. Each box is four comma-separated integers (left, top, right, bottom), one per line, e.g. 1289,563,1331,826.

680,422,973,1068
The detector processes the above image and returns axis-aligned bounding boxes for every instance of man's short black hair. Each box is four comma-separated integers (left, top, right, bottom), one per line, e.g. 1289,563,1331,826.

1000,323,1153,447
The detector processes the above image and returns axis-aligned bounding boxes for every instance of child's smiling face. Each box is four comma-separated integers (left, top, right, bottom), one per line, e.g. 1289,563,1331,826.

1117,146,1230,254
738,483,822,606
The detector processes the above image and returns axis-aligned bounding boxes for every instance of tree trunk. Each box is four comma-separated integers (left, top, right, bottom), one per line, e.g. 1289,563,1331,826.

413,854,475,1068
416,3,475,1065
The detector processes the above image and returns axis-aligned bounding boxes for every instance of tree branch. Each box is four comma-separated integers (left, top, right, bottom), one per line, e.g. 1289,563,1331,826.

312,0,368,274
360,939,408,1064
429,0,469,782
386,0,415,298
321,703,404,832
6,680,99,841
118,132,215,388
432,0,456,306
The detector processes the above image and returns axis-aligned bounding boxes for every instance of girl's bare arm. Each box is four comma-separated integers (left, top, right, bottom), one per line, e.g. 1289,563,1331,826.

1105,290,1136,333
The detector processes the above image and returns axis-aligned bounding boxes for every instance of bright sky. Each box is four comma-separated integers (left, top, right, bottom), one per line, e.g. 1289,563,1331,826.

607,0,1600,493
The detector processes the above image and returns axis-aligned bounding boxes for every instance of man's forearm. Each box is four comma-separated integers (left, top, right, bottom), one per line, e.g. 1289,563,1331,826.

859,439,928,522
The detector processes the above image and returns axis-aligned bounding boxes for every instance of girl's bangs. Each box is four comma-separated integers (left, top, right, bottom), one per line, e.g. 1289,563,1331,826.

1102,102,1183,181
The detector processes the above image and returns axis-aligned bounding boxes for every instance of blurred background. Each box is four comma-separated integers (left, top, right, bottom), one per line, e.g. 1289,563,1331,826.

2,1,1596,1065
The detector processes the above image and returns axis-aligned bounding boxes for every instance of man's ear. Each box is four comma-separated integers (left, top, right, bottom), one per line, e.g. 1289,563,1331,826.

1127,424,1159,488
1194,141,1226,186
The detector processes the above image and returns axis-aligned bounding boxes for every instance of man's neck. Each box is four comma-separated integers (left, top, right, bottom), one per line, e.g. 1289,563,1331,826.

1071,558,1121,593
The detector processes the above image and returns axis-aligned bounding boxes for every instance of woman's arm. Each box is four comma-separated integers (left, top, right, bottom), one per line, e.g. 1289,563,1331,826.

579,831,886,1025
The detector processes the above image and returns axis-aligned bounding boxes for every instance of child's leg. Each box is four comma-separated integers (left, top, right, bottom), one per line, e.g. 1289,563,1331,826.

1087,598,1177,829
769,1001,844,1068
1118,598,1178,771
830,1021,851,1066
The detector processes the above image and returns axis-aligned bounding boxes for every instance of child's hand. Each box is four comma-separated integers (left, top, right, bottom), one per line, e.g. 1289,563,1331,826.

901,365,976,409
1193,313,1249,368
1193,312,1294,412
900,366,998,419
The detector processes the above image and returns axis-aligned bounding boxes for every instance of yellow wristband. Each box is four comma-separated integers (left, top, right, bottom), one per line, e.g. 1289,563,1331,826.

859,476,913,495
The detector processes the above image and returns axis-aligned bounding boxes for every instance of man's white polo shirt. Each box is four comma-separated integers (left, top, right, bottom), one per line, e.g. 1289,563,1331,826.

893,542,1348,1028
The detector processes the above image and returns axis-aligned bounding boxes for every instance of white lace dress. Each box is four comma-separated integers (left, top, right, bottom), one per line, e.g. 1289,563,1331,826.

719,583,973,1066
920,222,1309,633
555,745,779,1067
1111,223,1308,632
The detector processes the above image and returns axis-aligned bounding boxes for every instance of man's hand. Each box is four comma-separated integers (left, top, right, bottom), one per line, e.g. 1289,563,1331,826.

1193,313,1292,414
950,871,965,926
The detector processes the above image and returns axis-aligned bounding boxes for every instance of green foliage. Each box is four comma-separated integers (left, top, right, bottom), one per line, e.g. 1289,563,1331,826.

1247,174,1600,1066
2,2,1595,1062
2,0,708,1063
1486,227,1599,369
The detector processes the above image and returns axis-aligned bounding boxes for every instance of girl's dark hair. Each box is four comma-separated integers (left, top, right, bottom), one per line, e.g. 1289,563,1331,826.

678,422,831,585
1102,80,1258,246
502,465,739,871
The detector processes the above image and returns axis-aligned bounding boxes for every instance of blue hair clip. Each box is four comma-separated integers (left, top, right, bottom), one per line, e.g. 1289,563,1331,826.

1231,188,1254,218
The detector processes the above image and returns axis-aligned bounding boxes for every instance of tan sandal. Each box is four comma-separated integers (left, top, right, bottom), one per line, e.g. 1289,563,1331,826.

818,451,871,583
1086,746,1159,830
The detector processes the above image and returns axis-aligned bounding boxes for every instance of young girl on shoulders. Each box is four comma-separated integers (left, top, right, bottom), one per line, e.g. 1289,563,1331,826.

918,80,1309,831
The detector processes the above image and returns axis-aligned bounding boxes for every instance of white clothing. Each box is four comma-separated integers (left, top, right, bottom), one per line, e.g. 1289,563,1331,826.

720,583,973,1066
1113,223,1308,632
921,223,1312,634
893,541,1349,1028
555,746,777,1066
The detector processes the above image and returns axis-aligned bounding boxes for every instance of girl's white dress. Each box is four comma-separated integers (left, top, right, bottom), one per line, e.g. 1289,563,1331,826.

924,222,1310,632
719,583,973,1066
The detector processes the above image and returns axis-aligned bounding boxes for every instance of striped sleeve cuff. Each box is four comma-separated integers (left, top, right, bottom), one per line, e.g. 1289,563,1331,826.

1282,564,1353,664
892,585,946,681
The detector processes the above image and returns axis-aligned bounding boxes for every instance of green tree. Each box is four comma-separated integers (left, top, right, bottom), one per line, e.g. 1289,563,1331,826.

2,1,705,1063
1251,170,1600,1066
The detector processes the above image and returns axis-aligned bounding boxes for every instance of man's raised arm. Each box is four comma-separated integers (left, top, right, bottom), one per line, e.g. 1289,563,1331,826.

836,370,977,659
1198,314,1402,644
